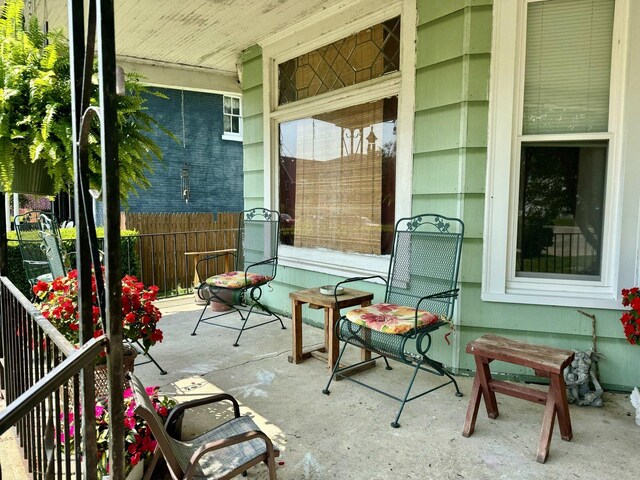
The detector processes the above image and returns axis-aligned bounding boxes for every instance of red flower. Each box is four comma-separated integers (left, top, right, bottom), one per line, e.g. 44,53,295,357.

620,287,640,346
124,417,136,430
150,330,163,342
34,271,163,352
32,280,49,295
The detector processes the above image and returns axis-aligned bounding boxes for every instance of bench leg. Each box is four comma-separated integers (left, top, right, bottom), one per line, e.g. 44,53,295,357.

552,374,573,441
537,384,558,463
475,356,499,419
462,373,482,437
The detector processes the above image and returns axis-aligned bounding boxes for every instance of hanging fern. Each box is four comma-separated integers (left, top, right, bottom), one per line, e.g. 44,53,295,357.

0,0,174,204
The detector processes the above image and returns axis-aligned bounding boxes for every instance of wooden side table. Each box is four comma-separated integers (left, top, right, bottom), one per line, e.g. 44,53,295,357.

288,287,374,371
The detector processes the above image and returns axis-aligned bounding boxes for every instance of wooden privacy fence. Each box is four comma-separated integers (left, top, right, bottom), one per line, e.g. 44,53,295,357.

121,212,240,296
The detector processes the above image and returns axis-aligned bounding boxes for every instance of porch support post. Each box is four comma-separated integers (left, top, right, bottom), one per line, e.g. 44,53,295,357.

96,1,124,478
0,192,6,276
68,1,98,478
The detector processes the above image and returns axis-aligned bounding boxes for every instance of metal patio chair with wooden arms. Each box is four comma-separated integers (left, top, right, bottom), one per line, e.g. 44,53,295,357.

322,213,465,428
191,208,286,346
127,373,279,480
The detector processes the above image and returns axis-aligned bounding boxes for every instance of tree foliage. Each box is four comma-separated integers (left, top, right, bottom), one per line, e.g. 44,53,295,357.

0,0,173,204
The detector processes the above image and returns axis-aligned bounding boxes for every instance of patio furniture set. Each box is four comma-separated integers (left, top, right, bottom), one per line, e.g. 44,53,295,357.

14,207,576,479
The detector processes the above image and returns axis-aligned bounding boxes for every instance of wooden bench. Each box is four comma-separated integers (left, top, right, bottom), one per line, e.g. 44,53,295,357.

462,334,575,463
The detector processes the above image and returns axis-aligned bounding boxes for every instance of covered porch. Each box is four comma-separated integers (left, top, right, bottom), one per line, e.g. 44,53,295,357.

4,297,636,478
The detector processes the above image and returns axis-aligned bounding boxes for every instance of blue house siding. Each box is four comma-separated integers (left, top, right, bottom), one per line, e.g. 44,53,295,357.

125,88,244,214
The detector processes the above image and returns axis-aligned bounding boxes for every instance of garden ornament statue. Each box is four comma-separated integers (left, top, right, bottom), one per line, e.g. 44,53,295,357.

631,387,640,426
563,349,604,407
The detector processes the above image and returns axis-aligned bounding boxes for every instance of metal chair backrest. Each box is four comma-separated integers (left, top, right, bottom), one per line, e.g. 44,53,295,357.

386,214,464,319
39,230,67,279
128,374,184,477
14,211,55,286
237,208,280,279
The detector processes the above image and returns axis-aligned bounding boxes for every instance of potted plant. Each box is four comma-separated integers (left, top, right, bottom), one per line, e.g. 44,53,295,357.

0,0,171,201
33,269,164,350
62,385,177,479
620,287,640,425
34,269,164,397
620,287,640,345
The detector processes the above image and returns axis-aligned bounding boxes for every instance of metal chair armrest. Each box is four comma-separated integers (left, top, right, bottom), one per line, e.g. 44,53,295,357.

335,275,387,304
195,252,238,278
414,288,459,329
245,257,276,271
165,393,241,437
416,288,459,308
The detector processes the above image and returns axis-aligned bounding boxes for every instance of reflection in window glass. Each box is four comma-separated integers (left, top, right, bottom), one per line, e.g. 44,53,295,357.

516,142,607,279
279,97,397,255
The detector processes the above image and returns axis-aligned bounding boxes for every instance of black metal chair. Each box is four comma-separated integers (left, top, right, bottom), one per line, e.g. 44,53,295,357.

14,211,58,290
38,213,71,280
322,213,465,427
191,208,286,346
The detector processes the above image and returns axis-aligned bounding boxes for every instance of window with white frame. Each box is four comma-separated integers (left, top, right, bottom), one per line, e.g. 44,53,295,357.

222,95,242,141
264,0,415,277
483,0,628,308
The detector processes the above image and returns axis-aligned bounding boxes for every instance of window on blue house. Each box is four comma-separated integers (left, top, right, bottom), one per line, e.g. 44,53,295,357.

222,95,242,141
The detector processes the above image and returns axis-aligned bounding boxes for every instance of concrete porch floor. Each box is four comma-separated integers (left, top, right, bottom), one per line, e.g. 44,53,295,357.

132,297,637,480
1,296,638,479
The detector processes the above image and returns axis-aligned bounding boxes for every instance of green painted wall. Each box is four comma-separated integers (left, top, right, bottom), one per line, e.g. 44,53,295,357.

241,0,640,390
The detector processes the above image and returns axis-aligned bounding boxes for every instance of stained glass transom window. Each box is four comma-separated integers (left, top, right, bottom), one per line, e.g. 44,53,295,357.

278,17,401,105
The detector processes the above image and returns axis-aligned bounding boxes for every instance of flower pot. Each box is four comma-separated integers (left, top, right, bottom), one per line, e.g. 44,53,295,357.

94,343,137,399
103,461,144,480
209,288,243,312
4,158,55,195
126,461,144,480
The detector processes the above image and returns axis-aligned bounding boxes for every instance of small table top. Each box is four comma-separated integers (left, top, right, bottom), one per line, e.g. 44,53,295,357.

184,248,236,256
290,286,374,309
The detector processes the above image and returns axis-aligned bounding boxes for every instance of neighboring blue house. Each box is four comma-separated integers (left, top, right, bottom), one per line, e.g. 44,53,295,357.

124,87,244,214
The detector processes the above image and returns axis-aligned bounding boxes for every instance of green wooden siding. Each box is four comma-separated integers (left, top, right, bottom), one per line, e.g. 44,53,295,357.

241,1,640,390
416,0,639,390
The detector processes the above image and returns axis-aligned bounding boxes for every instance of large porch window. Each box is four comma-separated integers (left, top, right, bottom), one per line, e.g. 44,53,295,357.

279,97,397,255
264,1,415,276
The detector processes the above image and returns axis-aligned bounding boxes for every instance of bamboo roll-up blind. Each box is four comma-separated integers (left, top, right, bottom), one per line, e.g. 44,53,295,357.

292,100,384,254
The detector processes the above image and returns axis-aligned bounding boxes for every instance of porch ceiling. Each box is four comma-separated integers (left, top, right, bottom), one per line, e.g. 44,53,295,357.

40,0,343,91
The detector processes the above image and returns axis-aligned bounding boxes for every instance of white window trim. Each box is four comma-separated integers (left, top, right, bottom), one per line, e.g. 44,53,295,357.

222,94,243,141
482,0,633,309
260,0,416,279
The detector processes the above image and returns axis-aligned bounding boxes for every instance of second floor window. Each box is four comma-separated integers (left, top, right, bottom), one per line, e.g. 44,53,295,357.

222,95,242,141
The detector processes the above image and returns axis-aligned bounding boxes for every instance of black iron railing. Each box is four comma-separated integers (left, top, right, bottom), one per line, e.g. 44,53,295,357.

0,276,102,479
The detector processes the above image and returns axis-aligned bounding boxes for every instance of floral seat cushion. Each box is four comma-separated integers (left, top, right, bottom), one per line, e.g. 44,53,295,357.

345,303,445,335
205,271,271,289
